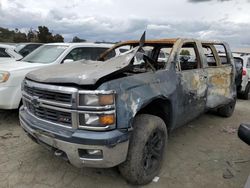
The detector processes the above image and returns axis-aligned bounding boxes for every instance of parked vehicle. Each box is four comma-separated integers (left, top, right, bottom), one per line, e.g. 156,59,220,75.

14,43,43,57
0,43,119,109
0,44,23,62
19,37,236,185
233,53,250,99
238,124,250,145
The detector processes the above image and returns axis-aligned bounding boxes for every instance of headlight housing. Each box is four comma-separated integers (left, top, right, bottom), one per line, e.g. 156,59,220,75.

78,90,116,130
79,112,116,130
0,71,10,83
78,91,115,107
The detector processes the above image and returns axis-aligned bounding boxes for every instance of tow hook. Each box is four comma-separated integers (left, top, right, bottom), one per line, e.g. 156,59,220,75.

54,149,64,157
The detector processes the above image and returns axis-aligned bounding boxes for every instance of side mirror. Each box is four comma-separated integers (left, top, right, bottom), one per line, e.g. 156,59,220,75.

63,59,74,64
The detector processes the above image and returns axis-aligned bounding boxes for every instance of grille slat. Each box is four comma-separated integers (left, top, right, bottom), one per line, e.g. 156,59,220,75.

25,100,72,126
24,85,72,104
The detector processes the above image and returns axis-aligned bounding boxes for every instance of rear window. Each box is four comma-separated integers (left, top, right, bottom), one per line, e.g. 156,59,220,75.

234,57,243,71
0,48,10,57
19,44,42,57
247,58,250,68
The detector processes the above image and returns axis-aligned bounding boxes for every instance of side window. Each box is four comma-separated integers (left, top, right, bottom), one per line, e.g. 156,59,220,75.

133,46,154,65
214,44,230,65
157,48,170,63
65,47,109,62
247,58,250,68
179,43,199,71
0,48,10,57
103,48,116,60
202,45,217,67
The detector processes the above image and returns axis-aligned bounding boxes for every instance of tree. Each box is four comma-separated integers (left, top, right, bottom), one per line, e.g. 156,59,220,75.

13,28,27,42
0,26,64,43
27,28,38,42
180,49,190,56
13,33,27,42
53,34,64,42
37,26,53,43
72,36,86,42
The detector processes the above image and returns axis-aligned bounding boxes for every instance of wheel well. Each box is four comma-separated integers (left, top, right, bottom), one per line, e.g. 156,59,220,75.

137,98,172,131
18,100,23,109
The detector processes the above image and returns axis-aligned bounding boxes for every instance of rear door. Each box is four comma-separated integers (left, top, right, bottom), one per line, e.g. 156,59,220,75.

202,43,235,109
176,40,208,125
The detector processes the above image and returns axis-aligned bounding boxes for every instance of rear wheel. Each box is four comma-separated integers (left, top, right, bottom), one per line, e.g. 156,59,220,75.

241,83,250,100
119,114,167,185
217,97,236,117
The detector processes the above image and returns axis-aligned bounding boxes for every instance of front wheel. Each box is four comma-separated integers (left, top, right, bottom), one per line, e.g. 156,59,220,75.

119,114,167,185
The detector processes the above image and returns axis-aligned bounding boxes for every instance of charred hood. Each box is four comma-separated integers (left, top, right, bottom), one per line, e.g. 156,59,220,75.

26,49,138,86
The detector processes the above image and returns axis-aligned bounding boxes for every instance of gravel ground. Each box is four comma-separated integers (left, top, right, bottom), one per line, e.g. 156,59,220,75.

0,100,250,188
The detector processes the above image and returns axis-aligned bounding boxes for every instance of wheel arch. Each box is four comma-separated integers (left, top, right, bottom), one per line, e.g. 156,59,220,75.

132,96,173,132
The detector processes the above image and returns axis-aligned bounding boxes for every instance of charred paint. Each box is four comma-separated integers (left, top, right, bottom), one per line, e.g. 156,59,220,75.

26,38,236,131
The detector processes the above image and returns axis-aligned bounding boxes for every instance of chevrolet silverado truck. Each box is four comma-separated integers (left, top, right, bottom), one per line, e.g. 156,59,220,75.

19,37,236,185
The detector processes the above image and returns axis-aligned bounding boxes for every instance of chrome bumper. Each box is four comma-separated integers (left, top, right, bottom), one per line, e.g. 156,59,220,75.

20,113,129,168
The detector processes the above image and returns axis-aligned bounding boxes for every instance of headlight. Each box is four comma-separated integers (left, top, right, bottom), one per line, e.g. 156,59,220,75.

79,92,115,106
78,91,116,130
79,112,116,130
0,71,10,83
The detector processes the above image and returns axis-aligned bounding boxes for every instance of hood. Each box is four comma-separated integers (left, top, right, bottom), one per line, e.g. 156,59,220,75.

26,48,138,85
0,58,16,64
0,59,47,72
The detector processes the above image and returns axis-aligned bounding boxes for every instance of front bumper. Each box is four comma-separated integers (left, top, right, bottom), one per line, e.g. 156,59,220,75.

0,85,21,109
19,107,129,168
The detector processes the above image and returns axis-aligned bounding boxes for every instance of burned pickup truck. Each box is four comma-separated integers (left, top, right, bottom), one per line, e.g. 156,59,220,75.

19,37,236,185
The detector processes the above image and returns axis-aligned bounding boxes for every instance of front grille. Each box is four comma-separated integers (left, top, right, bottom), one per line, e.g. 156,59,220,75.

24,84,72,104
25,100,72,126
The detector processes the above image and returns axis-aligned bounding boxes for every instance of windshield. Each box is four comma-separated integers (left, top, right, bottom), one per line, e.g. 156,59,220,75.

15,44,26,52
22,45,68,64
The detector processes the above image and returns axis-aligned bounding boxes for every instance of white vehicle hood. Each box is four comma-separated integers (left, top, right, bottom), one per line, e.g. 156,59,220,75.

0,57,13,63
0,60,48,72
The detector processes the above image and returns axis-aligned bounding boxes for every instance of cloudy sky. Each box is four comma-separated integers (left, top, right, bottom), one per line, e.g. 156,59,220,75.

0,0,250,47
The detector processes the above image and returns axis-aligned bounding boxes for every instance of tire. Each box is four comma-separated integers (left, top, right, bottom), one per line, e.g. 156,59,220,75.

217,98,236,117
119,114,167,185
241,83,250,100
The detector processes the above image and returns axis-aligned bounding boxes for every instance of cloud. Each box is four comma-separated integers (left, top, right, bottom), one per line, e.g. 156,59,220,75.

0,0,250,48
188,0,231,2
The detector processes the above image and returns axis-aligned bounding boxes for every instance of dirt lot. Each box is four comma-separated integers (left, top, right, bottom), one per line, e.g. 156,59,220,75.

0,100,250,188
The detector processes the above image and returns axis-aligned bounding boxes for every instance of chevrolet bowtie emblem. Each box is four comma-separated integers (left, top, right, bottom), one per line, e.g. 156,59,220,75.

31,96,40,107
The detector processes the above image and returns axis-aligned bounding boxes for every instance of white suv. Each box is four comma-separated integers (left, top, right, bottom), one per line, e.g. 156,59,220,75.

0,43,122,109
233,53,250,99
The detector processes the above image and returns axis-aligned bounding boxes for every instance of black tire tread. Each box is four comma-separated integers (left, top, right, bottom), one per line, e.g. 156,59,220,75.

119,114,167,185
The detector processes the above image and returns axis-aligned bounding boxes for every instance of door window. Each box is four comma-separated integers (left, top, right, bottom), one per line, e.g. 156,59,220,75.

178,43,200,71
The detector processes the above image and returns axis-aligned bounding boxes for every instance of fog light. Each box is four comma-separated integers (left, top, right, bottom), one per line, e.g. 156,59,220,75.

87,149,102,155
78,149,103,159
